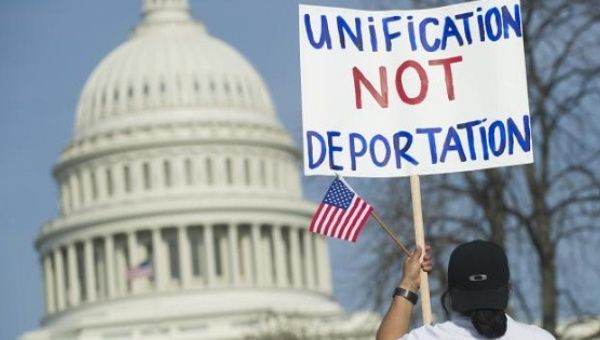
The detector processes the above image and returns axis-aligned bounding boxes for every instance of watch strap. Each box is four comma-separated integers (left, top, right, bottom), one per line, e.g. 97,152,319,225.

393,287,419,305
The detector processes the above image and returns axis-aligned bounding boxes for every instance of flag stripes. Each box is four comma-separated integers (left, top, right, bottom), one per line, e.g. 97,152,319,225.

309,178,373,242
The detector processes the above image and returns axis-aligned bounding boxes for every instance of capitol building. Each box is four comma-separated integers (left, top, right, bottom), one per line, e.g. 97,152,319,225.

21,0,377,339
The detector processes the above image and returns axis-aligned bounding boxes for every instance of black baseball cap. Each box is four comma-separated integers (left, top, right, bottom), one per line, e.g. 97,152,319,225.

448,240,510,312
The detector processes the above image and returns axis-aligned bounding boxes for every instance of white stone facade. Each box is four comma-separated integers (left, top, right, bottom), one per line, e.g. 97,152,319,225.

21,1,378,339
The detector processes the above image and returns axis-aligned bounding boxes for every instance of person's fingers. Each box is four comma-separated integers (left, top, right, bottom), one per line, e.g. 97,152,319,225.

411,246,423,263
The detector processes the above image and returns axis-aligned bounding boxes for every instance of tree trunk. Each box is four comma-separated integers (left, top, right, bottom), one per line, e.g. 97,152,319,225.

540,248,557,336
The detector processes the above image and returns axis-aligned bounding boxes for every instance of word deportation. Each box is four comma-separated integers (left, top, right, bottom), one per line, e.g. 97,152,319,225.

303,3,521,53
306,115,531,171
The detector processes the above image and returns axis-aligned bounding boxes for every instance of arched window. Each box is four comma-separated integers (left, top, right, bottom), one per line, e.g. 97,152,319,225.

90,171,98,200
184,158,193,185
123,165,131,193
106,168,114,196
163,160,172,187
225,158,233,185
143,162,151,190
244,158,251,186
205,158,214,185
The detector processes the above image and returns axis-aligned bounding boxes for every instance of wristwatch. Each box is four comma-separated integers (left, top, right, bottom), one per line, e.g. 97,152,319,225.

393,287,419,305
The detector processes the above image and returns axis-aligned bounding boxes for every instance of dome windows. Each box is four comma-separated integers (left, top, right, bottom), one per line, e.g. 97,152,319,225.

143,162,152,190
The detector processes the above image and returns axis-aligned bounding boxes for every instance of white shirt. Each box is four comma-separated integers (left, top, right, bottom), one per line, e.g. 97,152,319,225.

400,314,555,340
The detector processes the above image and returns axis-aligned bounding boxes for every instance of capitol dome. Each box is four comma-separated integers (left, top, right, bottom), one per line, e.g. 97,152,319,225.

74,0,278,140
22,1,378,339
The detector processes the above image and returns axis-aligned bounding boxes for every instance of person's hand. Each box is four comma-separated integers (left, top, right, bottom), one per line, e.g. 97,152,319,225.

399,245,432,292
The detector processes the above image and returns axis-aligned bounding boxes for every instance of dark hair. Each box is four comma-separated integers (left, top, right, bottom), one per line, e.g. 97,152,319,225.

440,289,508,339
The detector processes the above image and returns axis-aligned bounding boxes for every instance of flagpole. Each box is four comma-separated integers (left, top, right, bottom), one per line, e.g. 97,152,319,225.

410,175,432,324
371,212,411,256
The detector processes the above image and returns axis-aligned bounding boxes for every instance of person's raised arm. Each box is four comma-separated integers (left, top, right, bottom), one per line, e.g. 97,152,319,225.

376,245,432,340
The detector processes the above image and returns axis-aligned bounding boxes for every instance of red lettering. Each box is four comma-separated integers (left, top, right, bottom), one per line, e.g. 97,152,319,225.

395,60,428,105
353,66,388,109
428,55,463,101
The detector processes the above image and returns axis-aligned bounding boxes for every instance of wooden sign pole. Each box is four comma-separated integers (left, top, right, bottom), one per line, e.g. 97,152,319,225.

371,212,411,256
410,175,433,324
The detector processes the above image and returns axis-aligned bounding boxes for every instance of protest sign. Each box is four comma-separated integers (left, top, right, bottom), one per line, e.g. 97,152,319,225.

300,0,532,177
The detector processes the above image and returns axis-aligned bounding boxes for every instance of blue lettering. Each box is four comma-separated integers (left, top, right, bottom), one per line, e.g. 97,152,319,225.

419,17,440,52
349,133,368,170
479,120,490,160
393,131,419,167
327,131,343,170
407,16,418,51
441,16,464,50
382,16,402,52
488,120,506,156
507,115,531,154
440,127,467,163
367,16,378,51
502,4,522,38
369,134,391,167
455,12,474,44
456,120,483,160
306,131,326,169
337,16,363,50
304,14,332,49
485,7,502,41
416,127,442,164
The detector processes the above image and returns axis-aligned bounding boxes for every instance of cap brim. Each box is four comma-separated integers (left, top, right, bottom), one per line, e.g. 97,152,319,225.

450,285,509,312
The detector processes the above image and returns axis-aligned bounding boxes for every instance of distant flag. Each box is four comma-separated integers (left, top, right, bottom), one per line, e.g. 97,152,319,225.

310,177,373,242
127,259,153,281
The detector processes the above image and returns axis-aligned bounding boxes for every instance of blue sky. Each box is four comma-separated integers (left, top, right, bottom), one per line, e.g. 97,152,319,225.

0,0,378,338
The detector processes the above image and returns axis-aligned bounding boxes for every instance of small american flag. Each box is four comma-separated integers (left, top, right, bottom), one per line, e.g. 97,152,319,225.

310,177,373,242
127,259,153,281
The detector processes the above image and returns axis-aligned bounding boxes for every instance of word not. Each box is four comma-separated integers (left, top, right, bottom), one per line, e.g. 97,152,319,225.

353,55,463,108
306,115,531,171
303,4,521,53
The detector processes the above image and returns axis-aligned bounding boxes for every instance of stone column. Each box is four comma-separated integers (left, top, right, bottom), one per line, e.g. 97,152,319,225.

130,161,143,195
303,230,316,289
43,254,56,314
172,157,184,188
84,239,97,302
53,248,66,311
272,225,288,287
105,235,116,298
152,228,166,291
112,163,124,198
315,237,332,293
289,227,302,288
97,167,108,202
240,232,252,284
178,226,192,288
60,181,70,214
213,155,226,187
67,243,80,306
251,224,262,286
152,159,164,191
228,224,241,285
82,169,93,206
204,225,216,286
127,231,139,293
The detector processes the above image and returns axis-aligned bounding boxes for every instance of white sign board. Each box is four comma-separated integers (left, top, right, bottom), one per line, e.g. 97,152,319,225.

300,0,533,177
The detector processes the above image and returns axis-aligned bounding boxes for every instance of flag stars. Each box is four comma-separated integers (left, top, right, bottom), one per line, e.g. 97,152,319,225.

323,179,355,209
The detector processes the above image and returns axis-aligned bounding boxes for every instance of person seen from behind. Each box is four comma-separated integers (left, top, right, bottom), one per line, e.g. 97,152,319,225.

377,240,555,339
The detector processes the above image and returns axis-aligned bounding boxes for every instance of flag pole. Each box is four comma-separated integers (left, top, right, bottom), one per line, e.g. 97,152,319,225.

410,175,432,324
371,212,411,256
